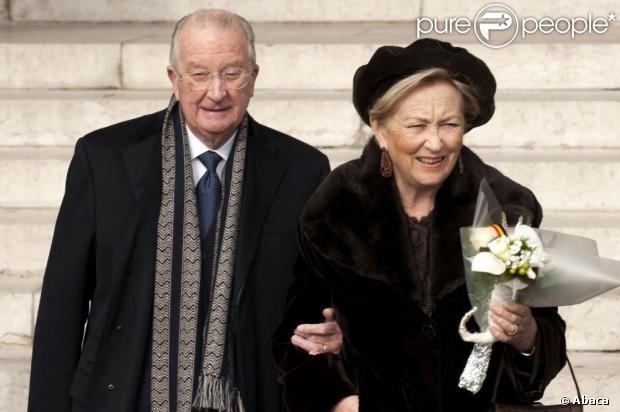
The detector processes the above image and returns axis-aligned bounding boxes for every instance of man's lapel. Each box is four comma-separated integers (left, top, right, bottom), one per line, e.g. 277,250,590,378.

116,127,162,290
122,132,162,205
233,119,286,305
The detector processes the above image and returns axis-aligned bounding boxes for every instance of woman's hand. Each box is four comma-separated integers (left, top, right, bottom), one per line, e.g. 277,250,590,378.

332,395,359,412
489,302,537,353
291,308,343,355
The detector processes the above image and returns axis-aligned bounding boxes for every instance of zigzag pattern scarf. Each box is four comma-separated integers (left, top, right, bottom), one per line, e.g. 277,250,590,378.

151,97,247,412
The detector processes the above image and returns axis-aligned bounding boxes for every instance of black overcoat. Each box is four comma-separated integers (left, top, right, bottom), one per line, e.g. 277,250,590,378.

273,139,566,412
28,109,330,412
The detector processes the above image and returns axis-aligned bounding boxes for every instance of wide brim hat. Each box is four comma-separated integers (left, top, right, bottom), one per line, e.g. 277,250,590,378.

353,38,496,130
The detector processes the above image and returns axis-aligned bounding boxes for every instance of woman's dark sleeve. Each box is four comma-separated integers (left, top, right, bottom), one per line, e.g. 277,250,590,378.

497,307,567,403
497,191,567,403
272,229,356,412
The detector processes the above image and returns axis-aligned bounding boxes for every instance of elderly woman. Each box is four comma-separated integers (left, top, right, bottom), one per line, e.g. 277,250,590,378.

272,39,566,411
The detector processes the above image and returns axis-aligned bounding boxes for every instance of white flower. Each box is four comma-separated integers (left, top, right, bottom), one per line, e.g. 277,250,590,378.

514,222,542,246
469,227,500,250
488,236,509,255
510,239,523,254
471,251,506,275
513,223,545,268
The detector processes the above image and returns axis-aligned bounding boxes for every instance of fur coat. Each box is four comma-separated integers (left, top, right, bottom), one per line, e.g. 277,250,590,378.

273,138,566,412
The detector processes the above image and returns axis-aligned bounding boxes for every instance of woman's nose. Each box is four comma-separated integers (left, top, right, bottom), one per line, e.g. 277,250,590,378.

424,127,444,151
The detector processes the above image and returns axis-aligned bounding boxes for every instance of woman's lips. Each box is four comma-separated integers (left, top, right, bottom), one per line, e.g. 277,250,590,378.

416,156,446,167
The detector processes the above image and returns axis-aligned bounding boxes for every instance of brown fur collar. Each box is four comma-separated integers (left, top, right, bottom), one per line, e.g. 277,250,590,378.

300,138,541,309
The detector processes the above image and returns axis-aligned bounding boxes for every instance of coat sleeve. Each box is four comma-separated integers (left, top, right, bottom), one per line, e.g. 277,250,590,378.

272,229,357,412
28,138,97,411
496,307,567,403
496,190,568,403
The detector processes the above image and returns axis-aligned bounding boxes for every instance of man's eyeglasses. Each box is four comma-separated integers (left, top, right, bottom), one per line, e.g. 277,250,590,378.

175,68,252,91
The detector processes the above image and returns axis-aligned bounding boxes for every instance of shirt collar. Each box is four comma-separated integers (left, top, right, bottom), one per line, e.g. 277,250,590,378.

186,125,236,162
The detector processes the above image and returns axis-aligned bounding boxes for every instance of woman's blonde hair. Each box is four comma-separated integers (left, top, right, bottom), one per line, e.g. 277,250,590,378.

369,68,480,129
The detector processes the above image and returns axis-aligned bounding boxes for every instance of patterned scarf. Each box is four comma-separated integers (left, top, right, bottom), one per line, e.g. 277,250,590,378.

151,97,247,412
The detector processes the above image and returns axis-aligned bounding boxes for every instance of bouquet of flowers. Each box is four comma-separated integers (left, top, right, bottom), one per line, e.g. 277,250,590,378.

458,218,545,345
457,179,620,393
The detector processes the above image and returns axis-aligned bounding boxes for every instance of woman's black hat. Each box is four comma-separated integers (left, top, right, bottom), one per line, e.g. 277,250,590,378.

353,38,496,129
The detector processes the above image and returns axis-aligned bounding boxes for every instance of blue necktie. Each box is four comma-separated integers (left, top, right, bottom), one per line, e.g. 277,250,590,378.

196,151,222,239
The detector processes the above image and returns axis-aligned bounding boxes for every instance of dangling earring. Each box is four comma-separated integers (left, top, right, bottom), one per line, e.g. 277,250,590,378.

458,153,464,174
380,147,393,178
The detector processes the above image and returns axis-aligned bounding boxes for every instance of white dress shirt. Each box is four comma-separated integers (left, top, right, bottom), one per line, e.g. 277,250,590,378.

186,125,237,187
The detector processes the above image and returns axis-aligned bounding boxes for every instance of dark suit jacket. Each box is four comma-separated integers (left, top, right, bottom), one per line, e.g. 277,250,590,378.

28,109,330,412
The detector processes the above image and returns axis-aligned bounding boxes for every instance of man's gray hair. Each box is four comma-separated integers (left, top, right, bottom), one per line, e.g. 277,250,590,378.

169,8,256,69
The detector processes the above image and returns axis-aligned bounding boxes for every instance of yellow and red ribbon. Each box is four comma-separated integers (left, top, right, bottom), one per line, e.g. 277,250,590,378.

490,224,506,238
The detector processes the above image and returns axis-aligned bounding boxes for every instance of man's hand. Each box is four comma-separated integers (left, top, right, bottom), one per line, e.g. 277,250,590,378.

291,308,343,355
332,395,359,412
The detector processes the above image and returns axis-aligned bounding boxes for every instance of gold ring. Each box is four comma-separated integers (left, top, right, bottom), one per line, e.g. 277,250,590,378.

322,343,327,352
507,324,519,336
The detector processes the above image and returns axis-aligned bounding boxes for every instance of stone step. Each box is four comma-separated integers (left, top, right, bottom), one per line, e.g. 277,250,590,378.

0,278,39,347
0,209,56,278
2,89,620,149
6,0,618,23
540,351,620,410
425,1,618,20
0,344,31,412
560,292,620,351
0,89,364,149
1,23,619,90
8,0,423,22
2,146,618,210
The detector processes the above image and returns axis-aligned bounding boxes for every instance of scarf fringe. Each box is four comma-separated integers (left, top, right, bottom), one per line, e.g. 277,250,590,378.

193,374,246,412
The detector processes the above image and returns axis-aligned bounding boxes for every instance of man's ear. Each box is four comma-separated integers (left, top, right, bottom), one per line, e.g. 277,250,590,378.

167,65,180,100
247,64,259,98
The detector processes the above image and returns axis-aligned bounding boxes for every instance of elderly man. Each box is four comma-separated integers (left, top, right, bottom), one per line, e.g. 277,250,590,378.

28,9,334,412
